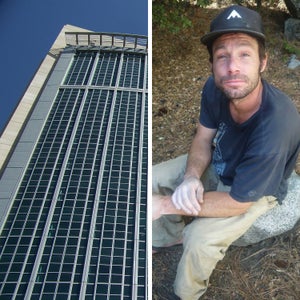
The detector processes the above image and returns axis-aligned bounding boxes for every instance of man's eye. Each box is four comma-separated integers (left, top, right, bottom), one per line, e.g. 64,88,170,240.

241,53,250,57
217,55,226,60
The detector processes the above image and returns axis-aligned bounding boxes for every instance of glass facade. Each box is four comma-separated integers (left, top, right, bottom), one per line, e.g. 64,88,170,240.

0,36,147,299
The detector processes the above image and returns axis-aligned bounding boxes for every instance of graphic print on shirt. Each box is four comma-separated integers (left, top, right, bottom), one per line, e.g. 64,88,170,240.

213,122,227,176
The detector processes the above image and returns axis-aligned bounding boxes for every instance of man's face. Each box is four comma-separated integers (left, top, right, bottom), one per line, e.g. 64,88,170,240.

211,33,266,100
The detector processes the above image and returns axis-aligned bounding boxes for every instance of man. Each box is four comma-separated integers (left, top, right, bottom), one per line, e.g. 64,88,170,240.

152,5,300,300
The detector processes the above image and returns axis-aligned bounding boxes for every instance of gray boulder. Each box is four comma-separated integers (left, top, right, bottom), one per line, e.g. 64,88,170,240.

284,18,300,41
288,54,300,69
234,171,300,246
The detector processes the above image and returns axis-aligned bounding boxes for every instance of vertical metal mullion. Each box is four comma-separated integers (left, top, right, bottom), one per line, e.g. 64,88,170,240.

104,53,111,86
130,55,135,88
122,90,139,300
105,90,126,298
110,53,119,87
131,55,135,88
66,92,91,297
136,55,142,89
85,90,112,297
92,56,123,299
82,54,93,85
63,90,92,298
67,91,94,298
103,57,124,300
108,90,132,299
95,52,104,85
104,89,129,299
131,53,147,300
130,91,142,300
122,54,128,88
120,91,133,298
66,56,99,297
142,54,148,299
87,52,99,86
75,55,83,84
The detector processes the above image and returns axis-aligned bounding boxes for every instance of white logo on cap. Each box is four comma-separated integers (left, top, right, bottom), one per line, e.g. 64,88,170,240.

227,9,242,20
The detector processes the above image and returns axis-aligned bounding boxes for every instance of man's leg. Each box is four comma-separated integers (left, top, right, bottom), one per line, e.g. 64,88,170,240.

174,196,278,300
152,155,219,248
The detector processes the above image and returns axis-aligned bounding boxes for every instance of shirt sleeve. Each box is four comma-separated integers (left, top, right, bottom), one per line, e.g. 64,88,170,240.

229,152,285,202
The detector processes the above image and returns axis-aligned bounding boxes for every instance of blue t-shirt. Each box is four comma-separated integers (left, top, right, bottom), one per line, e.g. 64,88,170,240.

200,76,300,203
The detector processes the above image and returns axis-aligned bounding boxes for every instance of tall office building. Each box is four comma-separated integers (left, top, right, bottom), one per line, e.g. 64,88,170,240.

0,25,148,299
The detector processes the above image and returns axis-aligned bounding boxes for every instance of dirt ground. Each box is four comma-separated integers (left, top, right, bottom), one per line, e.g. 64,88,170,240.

152,2,300,299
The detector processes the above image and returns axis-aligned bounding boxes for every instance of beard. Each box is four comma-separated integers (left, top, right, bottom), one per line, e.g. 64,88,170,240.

214,73,261,100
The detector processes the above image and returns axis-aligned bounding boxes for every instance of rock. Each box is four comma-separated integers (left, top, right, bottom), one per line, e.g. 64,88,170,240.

233,172,300,246
284,0,300,18
284,18,300,41
288,54,300,69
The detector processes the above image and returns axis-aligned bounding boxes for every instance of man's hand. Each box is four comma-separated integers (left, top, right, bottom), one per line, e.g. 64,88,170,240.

171,176,204,215
152,194,164,221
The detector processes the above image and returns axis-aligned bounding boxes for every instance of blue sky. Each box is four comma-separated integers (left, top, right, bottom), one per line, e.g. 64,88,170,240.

0,0,148,132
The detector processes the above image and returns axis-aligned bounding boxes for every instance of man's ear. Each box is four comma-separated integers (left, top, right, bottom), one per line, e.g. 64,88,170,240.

260,53,268,73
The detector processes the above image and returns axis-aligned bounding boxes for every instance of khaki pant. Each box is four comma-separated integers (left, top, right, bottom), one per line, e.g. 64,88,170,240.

152,154,277,300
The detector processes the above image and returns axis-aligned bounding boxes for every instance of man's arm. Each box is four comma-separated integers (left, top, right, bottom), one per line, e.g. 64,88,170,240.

171,123,217,215
153,191,253,220
154,122,254,220
184,122,216,179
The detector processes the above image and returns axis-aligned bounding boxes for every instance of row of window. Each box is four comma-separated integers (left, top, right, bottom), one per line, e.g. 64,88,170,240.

65,51,147,89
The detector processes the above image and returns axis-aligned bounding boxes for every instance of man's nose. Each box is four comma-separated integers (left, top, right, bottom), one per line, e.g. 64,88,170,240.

228,56,240,73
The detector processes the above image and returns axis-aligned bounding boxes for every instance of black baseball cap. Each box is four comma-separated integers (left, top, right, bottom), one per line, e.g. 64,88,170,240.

201,5,265,46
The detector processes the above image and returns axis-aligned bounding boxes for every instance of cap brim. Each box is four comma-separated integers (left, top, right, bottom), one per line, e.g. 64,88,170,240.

201,29,265,46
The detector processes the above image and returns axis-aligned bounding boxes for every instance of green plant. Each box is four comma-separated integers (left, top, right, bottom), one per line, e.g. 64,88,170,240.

153,0,193,34
195,0,212,7
283,40,300,56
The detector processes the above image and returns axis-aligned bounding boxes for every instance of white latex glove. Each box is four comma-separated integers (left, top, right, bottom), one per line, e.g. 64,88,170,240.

171,176,204,215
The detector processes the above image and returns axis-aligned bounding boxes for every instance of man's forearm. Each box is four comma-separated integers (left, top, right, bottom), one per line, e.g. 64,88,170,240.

158,191,253,218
